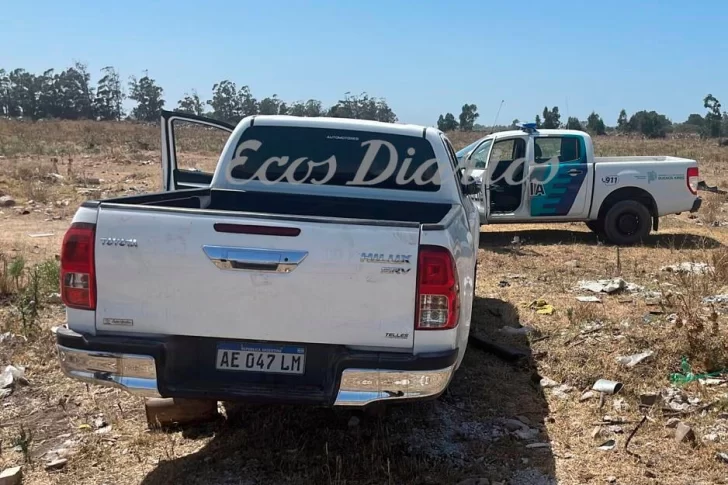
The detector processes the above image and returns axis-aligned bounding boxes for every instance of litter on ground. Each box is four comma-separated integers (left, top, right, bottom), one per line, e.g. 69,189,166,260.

616,350,654,367
660,262,713,274
577,278,643,294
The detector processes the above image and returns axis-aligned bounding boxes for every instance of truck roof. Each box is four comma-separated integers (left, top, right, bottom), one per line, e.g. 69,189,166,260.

489,128,591,139
249,115,436,138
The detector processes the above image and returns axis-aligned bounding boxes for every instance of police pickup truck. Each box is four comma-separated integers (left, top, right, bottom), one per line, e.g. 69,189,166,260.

457,124,701,245
55,111,480,410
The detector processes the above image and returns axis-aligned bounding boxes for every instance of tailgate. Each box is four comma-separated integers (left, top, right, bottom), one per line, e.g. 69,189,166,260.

93,206,420,349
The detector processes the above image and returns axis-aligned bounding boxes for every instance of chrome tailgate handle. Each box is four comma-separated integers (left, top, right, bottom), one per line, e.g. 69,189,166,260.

203,246,308,273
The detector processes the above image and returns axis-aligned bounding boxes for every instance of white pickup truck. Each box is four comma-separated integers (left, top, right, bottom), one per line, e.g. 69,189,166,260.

55,111,480,409
457,124,701,245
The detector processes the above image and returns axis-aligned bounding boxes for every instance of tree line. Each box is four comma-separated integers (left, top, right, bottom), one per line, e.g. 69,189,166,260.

0,63,397,124
437,95,727,139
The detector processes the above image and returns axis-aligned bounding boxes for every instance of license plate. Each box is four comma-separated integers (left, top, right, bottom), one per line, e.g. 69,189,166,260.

215,343,305,375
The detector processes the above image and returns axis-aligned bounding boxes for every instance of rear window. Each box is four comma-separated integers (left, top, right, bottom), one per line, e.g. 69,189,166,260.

228,126,440,191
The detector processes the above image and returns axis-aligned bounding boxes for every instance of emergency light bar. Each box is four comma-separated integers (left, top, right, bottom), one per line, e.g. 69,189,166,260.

517,122,538,134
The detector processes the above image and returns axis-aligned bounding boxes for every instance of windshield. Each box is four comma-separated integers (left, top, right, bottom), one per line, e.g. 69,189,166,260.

458,139,493,170
455,138,483,161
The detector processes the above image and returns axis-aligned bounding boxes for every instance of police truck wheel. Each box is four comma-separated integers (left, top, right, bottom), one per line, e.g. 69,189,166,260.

603,200,651,245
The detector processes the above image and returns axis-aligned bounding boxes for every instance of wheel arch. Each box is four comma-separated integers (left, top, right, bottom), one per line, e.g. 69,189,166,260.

597,187,659,231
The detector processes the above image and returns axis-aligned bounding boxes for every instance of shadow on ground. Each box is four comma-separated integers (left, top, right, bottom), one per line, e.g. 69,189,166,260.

140,296,555,485
479,228,722,250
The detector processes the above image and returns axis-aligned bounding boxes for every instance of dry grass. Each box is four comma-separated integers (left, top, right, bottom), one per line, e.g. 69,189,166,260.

2,122,728,484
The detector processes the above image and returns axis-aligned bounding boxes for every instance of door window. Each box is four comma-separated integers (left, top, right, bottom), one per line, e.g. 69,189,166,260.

172,120,230,174
487,137,527,213
534,137,581,164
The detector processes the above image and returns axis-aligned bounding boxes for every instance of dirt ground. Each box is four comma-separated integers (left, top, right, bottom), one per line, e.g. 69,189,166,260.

1,120,728,484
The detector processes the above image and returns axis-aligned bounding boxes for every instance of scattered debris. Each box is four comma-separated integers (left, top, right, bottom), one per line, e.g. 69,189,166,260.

45,458,68,471
670,357,728,385
675,422,696,444
1,365,28,390
47,293,62,304
93,416,108,429
498,280,511,288
580,391,597,402
717,452,728,465
529,299,554,315
704,433,720,443
540,377,559,388
592,379,623,395
639,393,660,408
697,181,727,195
0,466,22,485
28,232,55,238
552,384,574,400
665,418,681,428
625,416,648,452
704,294,728,306
616,350,654,368
0,196,16,207
576,295,601,303
597,439,616,451
660,262,713,275
0,332,16,344
699,377,727,386
577,278,643,294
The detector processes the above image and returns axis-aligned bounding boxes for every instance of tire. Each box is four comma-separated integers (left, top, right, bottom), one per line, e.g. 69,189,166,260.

603,200,652,245
585,219,605,234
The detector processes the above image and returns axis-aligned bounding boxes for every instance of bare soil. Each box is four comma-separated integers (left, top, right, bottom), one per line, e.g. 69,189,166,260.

1,120,728,484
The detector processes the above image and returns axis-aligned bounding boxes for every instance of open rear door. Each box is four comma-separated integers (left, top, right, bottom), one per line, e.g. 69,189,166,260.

161,110,235,191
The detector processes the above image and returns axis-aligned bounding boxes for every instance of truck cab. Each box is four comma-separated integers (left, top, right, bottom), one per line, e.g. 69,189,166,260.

457,125,595,224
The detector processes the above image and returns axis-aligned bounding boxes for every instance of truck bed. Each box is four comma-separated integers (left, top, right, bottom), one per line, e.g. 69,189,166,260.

594,155,693,164
93,188,452,225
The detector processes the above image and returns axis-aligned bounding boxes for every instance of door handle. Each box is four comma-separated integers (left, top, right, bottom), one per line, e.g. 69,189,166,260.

203,246,308,273
567,169,583,176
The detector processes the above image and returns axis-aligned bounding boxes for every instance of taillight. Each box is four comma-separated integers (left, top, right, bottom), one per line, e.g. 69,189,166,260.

415,246,459,330
60,222,96,310
687,166,699,195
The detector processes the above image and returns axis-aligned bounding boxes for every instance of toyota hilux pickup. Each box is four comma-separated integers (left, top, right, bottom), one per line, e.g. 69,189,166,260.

55,111,480,408
457,124,701,245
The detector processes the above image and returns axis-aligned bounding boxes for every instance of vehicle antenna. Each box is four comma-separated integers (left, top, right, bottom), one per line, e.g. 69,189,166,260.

490,100,504,134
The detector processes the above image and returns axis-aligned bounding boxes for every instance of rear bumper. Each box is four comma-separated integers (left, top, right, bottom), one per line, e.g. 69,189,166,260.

690,197,702,213
55,326,457,407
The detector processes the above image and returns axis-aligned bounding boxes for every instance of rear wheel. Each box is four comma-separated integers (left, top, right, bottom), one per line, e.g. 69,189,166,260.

603,200,652,245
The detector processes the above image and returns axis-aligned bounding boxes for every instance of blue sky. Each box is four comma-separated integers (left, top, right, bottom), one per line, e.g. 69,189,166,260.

2,0,726,126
